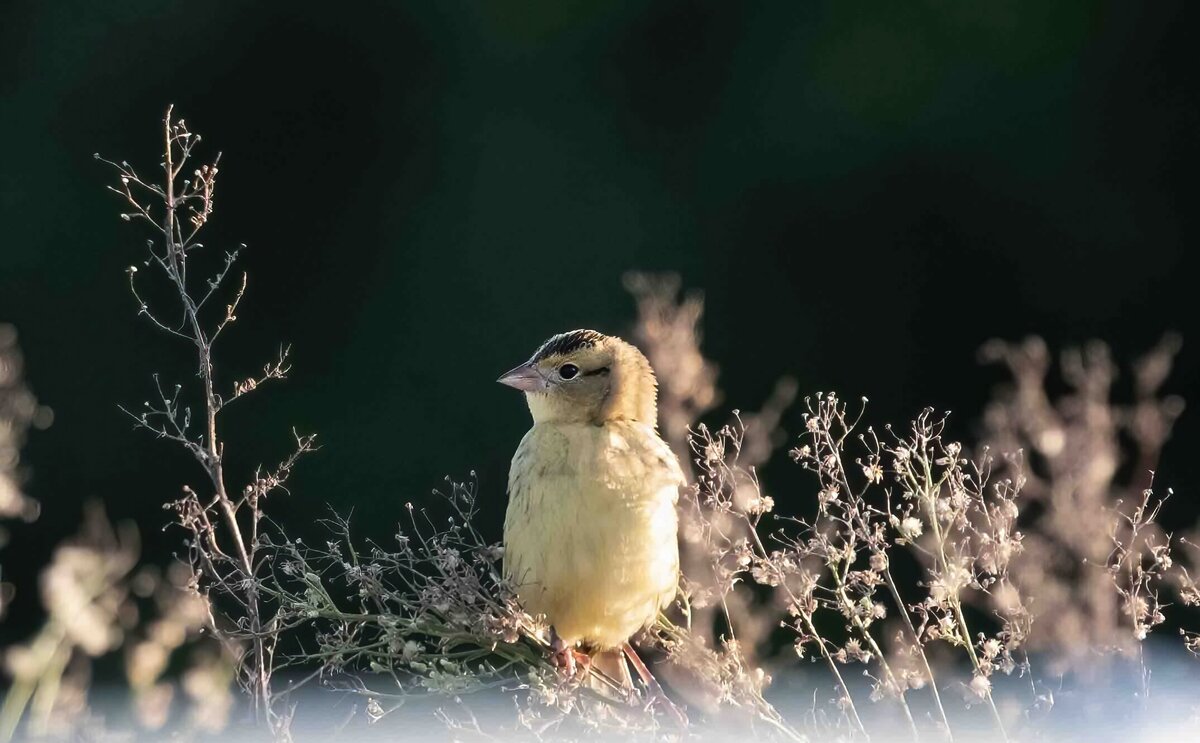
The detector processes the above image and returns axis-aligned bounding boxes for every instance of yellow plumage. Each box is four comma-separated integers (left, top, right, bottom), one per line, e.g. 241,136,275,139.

505,420,682,648
499,330,683,652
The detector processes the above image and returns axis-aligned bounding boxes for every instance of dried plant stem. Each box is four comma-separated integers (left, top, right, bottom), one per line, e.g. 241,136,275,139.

158,107,270,719
0,634,62,742
833,580,918,740
813,414,943,741
880,569,953,741
0,682,32,741
98,107,317,738
912,459,1009,743
741,512,878,740
1106,487,1173,702
797,609,869,739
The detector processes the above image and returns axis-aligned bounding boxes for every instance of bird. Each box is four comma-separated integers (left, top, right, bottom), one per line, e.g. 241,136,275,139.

498,329,683,690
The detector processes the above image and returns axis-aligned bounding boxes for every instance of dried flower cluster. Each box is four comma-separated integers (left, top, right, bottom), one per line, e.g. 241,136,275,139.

0,325,41,631
0,325,44,526
255,477,706,738
626,272,797,673
979,336,1185,669
623,272,721,459
125,562,234,732
682,394,1028,741
0,506,138,739
1176,537,1200,660
0,504,241,741
0,326,234,740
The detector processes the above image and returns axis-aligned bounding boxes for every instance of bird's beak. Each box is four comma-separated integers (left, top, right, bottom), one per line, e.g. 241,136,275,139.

497,363,548,392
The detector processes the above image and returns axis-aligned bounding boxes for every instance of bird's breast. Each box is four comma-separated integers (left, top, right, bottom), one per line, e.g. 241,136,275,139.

503,422,682,648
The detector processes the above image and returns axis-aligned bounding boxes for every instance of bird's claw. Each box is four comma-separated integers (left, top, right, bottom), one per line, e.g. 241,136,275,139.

549,628,590,678
624,642,688,727
643,687,689,728
549,646,592,677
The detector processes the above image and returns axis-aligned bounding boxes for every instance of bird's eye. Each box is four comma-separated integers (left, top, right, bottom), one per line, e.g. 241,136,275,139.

559,363,579,380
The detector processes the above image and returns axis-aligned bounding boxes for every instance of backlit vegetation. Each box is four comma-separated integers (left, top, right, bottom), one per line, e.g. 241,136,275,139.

0,109,1194,741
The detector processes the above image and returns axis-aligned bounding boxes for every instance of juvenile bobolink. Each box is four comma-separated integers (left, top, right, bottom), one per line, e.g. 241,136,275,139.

499,329,683,683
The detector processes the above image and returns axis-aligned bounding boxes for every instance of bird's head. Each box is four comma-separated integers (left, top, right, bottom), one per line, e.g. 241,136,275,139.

497,329,658,425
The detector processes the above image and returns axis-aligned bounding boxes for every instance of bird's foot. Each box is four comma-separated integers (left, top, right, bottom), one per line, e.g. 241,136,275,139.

548,627,590,678
644,686,689,728
624,642,689,727
571,648,592,677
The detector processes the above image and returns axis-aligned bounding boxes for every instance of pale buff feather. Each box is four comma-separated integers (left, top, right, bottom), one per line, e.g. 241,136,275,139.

504,420,682,650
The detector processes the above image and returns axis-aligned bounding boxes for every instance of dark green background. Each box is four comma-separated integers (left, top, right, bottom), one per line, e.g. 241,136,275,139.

2,2,1196,636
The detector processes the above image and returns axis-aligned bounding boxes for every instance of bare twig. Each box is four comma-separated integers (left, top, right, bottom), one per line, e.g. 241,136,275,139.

99,107,315,736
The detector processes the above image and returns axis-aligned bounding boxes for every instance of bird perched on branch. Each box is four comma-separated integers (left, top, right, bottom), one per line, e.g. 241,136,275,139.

499,329,683,689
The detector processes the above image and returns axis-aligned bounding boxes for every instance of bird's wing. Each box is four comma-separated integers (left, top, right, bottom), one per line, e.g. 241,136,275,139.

502,425,570,590
639,427,686,500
